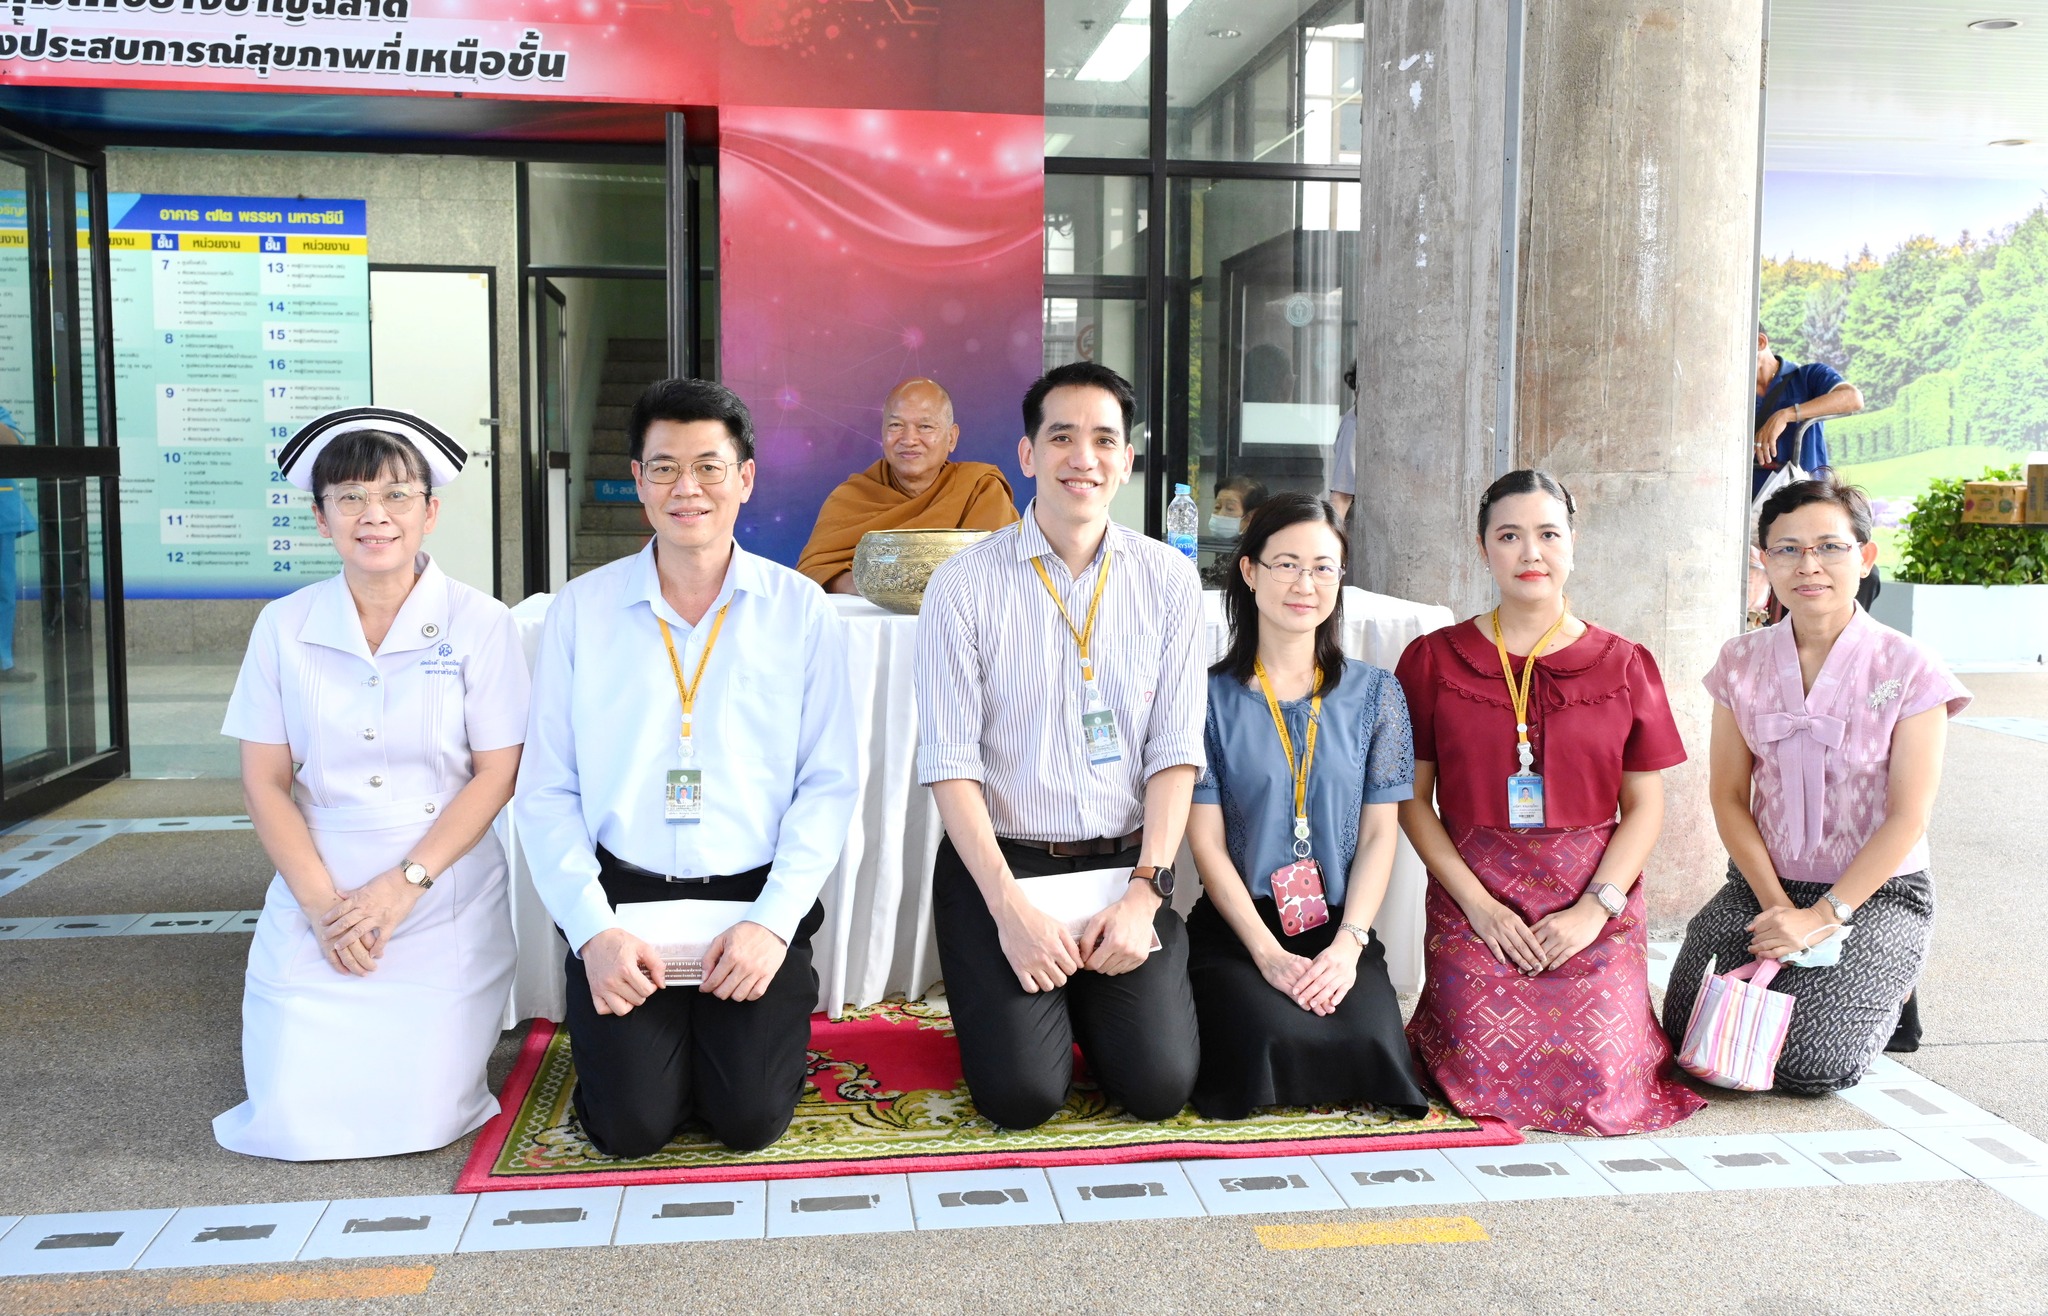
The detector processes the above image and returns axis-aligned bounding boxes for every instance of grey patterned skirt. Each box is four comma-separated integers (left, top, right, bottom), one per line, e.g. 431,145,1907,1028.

1660,862,1934,1095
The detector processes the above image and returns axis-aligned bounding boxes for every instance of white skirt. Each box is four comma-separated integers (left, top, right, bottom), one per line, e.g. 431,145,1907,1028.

213,790,516,1161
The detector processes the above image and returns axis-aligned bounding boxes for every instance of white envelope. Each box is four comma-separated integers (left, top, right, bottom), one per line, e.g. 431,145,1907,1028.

613,898,753,986
1014,866,1162,953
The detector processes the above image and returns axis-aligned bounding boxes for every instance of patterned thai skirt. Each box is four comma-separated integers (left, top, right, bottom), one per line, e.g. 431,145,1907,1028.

1406,822,1706,1136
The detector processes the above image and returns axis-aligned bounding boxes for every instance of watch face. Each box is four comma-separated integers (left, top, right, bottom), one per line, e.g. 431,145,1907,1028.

1153,867,1175,899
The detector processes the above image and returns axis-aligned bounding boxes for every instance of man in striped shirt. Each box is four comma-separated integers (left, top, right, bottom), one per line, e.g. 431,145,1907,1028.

914,361,1204,1130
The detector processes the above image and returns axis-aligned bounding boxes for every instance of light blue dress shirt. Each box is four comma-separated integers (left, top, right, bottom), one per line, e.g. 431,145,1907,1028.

1192,660,1415,908
515,540,859,953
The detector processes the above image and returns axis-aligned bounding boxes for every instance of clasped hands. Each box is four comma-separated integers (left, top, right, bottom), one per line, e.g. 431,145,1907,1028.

1257,932,1359,1016
1746,902,1840,961
580,920,788,1016
1466,893,1609,975
309,867,423,976
998,880,1158,993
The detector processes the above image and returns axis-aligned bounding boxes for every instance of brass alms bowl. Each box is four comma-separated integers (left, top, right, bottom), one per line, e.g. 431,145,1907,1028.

851,528,993,615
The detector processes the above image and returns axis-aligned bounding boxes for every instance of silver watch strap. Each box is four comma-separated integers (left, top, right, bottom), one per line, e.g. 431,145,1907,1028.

1340,921,1371,947
1823,892,1854,924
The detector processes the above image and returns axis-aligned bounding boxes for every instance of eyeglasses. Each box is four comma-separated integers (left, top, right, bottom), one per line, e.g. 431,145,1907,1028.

1257,560,1343,586
1763,541,1859,565
640,458,741,486
323,487,423,517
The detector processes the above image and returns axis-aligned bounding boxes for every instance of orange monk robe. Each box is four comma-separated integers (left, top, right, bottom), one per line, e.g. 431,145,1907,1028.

796,459,1019,587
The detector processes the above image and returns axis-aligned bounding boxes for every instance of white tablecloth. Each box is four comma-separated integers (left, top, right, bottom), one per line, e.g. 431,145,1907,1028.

499,585,1454,1026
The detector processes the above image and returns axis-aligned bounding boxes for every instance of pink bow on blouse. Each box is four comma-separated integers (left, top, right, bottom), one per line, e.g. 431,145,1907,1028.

1753,710,1846,860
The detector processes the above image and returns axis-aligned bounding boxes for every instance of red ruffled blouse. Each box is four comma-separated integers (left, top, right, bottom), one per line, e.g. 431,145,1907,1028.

1394,619,1688,830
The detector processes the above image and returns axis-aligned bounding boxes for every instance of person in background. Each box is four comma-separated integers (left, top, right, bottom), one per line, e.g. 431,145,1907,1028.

1328,363,1357,522
518,378,857,1156
915,361,1204,1130
1210,476,1268,541
217,410,527,1160
0,404,35,683
1662,479,1969,1092
1395,469,1703,1136
1754,325,1862,496
796,377,1018,593
1185,492,1431,1120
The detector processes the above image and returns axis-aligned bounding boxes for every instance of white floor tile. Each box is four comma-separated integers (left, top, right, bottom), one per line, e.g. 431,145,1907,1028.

1858,1054,1920,1082
127,816,254,832
1778,1129,1971,1185
1653,1134,1839,1191
23,914,147,939
1439,1146,1616,1202
1834,1079,2002,1130
1044,1162,1207,1223
906,1169,1061,1231
0,1219,16,1245
1179,1157,1345,1216
1645,941,1681,992
0,1209,176,1276
1571,1140,1711,1195
123,911,240,936
299,1195,478,1261
455,1188,622,1253
1989,1178,2048,1223
223,910,264,933
765,1175,915,1239
615,1183,768,1244
135,1201,327,1270
1314,1149,1486,1209
1905,1125,2048,1180
0,917,50,940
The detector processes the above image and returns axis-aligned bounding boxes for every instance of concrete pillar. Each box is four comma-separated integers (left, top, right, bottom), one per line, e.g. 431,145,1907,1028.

1358,0,1764,925
1513,1,1763,924
1353,2,1514,617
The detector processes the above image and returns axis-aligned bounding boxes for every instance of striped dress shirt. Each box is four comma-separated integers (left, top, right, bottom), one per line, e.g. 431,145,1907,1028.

914,503,1206,843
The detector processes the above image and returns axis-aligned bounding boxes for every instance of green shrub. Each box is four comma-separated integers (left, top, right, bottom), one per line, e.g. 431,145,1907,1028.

1895,464,2048,585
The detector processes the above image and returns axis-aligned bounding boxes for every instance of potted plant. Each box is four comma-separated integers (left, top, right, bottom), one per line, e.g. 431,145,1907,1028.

1870,464,2048,666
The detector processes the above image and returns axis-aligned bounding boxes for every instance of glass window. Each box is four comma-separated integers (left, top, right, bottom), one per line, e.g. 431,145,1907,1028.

1045,174,1152,530
1047,0,1151,158
1045,174,1148,278
1170,177,1361,576
525,163,667,267
1167,0,1363,165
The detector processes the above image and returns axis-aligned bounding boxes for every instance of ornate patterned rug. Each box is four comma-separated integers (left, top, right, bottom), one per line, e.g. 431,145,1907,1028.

457,1001,1520,1191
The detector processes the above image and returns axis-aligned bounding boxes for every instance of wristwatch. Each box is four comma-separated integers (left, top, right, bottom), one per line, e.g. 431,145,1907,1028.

1822,892,1855,925
399,858,434,891
1589,882,1626,918
1131,865,1175,901
1340,921,1372,948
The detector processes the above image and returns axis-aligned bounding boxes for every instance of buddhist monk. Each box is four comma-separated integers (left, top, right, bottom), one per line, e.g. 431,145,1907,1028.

797,378,1019,593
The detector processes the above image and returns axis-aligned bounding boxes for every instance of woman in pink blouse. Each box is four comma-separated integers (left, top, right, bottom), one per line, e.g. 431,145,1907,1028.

1661,479,1970,1093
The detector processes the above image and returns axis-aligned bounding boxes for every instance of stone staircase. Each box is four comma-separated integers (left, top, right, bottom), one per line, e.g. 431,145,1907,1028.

569,337,666,579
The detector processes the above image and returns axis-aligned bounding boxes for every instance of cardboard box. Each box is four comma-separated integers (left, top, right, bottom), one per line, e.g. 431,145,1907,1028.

1962,481,2028,526
2028,463,2048,524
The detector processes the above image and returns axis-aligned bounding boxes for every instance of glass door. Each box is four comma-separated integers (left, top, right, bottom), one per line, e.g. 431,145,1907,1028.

0,116,126,820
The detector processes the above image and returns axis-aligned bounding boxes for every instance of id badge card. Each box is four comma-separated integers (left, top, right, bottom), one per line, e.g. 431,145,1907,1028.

1081,708,1123,766
1507,773,1545,829
665,768,704,823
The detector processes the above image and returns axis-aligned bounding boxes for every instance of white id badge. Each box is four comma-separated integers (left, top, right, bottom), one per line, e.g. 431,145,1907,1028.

1082,709,1123,766
1507,773,1545,828
665,769,704,823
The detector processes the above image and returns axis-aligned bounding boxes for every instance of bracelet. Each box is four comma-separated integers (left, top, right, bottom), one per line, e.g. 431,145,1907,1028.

1340,921,1372,947
1791,402,1801,421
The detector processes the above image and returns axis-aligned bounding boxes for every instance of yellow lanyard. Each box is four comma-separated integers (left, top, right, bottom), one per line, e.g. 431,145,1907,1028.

1030,546,1113,684
1490,607,1570,771
1254,661,1321,843
658,604,730,748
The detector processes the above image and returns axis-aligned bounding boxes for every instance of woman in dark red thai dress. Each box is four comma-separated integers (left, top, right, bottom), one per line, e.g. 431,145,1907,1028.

1394,470,1704,1135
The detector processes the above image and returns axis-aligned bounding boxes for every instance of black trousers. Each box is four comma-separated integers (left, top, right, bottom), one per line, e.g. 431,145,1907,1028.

563,850,823,1158
933,836,1200,1130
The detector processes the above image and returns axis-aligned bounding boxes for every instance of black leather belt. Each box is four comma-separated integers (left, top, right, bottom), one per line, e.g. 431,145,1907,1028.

597,845,712,884
999,829,1144,859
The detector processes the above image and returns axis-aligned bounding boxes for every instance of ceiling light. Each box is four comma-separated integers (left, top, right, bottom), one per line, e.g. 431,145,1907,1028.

1990,138,2032,146
1967,18,2021,29
1075,21,1150,81
1208,27,1242,38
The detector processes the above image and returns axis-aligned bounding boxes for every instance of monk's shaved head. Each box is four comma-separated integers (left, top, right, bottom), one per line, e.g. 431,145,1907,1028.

881,377,960,497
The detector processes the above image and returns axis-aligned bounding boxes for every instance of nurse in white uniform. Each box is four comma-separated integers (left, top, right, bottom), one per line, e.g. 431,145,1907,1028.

214,408,529,1161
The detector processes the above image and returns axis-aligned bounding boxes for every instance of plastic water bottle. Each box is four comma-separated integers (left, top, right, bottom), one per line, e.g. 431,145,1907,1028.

1167,483,1199,563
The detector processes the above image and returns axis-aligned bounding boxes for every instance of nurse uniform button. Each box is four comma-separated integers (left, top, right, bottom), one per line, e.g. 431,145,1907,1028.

422,623,440,639
424,802,437,814
369,775,384,788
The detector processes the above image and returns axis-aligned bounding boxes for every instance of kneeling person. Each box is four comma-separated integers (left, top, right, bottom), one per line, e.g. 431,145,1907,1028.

517,378,857,1156
915,362,1203,1130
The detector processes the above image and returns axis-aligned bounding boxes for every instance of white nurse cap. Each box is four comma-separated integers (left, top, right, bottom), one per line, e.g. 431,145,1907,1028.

276,407,466,492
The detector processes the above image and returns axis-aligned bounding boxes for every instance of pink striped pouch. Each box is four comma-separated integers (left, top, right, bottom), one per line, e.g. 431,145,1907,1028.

1675,957,1794,1091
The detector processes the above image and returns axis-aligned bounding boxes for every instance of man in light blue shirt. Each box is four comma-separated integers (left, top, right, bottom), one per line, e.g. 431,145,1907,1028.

516,378,858,1156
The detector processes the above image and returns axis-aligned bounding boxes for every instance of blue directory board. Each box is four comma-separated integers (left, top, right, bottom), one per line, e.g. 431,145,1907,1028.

107,193,369,599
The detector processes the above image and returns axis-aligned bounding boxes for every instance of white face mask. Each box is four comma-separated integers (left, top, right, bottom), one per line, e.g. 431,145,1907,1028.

1208,514,1241,537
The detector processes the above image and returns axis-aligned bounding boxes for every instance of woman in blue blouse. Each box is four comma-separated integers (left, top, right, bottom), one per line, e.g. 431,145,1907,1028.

1186,493,1431,1119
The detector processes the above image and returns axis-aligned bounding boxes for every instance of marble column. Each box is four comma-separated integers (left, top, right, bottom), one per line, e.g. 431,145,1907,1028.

1358,0,1765,925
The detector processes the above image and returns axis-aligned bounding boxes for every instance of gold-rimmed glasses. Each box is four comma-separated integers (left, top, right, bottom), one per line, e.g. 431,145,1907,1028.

323,487,424,517
639,457,741,485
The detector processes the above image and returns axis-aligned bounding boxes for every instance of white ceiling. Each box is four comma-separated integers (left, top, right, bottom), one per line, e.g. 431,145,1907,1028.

1767,1,2048,177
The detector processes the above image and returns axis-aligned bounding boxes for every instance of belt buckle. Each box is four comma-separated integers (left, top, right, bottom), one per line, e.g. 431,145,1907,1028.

663,873,710,884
